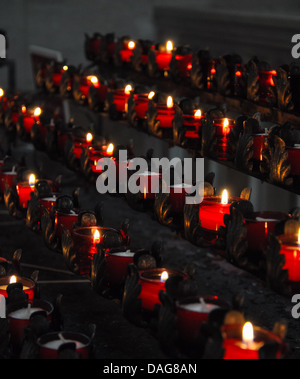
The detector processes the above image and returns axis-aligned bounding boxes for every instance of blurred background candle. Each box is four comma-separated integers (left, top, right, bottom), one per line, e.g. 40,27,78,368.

105,249,135,286
16,173,36,209
213,118,235,160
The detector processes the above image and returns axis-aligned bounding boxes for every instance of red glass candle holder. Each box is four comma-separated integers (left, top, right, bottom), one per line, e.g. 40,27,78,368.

278,233,300,283
8,299,53,349
112,87,132,113
198,193,245,243
135,92,154,120
0,275,35,301
39,195,57,217
138,268,189,312
287,145,300,176
37,331,91,359
105,248,135,286
18,106,42,136
252,133,269,162
212,118,235,160
0,169,18,194
168,183,193,214
54,210,79,239
176,296,227,342
156,101,175,129
72,226,128,275
222,323,284,359
245,211,288,255
181,110,204,140
16,179,54,209
131,171,161,200
258,70,277,105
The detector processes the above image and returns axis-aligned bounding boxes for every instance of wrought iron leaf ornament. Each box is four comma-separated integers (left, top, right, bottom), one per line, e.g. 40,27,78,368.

234,129,254,172
3,181,20,217
61,225,78,274
146,99,161,137
26,192,41,231
41,207,58,251
147,47,160,78
263,234,290,296
200,118,217,158
260,135,293,186
215,57,230,96
90,247,108,295
224,206,249,268
190,53,204,90
122,264,145,327
126,92,137,127
172,104,185,147
273,68,294,112
246,59,260,103
154,191,173,226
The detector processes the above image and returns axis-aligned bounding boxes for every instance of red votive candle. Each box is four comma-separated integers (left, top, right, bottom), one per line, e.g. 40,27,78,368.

39,195,57,217
113,85,132,113
169,183,193,213
72,226,128,275
245,211,288,254
54,210,79,238
212,118,235,160
287,145,300,176
135,91,155,120
131,171,161,200
105,249,135,286
0,170,18,193
8,300,53,349
138,268,188,312
37,331,91,359
222,322,283,359
182,109,204,139
252,133,269,161
156,96,175,128
199,190,243,232
278,232,300,282
176,296,226,342
0,275,35,301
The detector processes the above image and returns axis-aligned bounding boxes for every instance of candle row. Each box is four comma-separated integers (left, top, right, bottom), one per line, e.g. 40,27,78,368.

81,33,296,113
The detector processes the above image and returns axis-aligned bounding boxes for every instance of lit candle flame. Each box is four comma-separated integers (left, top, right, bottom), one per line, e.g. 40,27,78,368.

194,109,202,119
86,132,93,143
221,189,228,205
148,91,155,100
9,275,17,284
161,271,169,282
21,105,27,113
128,40,135,50
166,96,173,108
33,107,42,117
166,40,173,52
28,174,36,187
63,65,68,71
0,88,4,97
93,229,100,244
106,143,114,154
242,322,254,346
222,118,230,135
124,84,132,95
90,76,98,84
